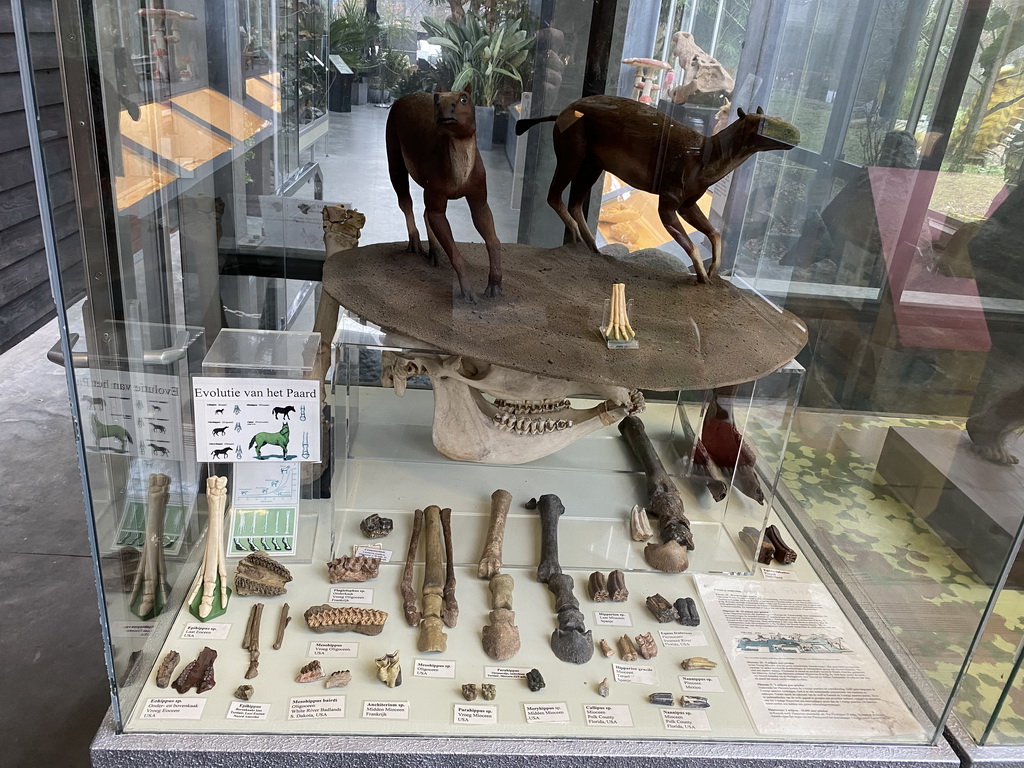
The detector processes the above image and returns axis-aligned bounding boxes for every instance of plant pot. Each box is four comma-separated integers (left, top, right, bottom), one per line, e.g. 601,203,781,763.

368,88,390,105
492,110,508,146
475,106,494,152
351,81,368,105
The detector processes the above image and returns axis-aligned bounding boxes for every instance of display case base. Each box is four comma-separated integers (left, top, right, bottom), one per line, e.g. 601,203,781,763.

91,707,961,768
946,716,1024,767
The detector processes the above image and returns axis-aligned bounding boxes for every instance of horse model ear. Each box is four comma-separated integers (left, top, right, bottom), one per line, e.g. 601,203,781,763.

737,107,746,118
463,81,473,96
756,106,764,114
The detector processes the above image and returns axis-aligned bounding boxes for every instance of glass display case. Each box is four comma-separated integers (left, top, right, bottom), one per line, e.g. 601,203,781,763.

15,0,1024,763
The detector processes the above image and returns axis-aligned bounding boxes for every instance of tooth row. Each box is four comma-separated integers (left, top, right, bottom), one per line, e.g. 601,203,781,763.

492,413,573,434
493,398,571,415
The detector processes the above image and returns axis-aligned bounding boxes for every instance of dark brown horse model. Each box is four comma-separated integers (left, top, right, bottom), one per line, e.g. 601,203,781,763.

386,85,502,303
516,95,800,282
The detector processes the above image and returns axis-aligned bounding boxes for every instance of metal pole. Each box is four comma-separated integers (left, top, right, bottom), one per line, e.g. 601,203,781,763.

709,0,725,58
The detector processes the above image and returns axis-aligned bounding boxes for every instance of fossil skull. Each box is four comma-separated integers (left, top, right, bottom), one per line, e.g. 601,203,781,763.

381,352,644,464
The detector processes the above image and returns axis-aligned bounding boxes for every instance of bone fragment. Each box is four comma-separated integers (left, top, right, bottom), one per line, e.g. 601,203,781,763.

536,494,564,583
273,603,291,650
304,604,388,635
675,597,700,626
130,473,171,619
630,504,653,541
588,571,609,601
526,668,546,692
360,513,393,538
326,555,380,583
619,416,693,573
482,574,520,660
635,632,658,659
440,507,458,627
172,646,217,694
188,477,230,620
155,650,179,688
607,570,628,602
765,524,797,564
480,683,496,700
681,656,717,671
536,496,593,663
234,685,254,700
739,525,775,564
235,551,292,596
525,498,538,510
325,670,352,688
618,634,638,661
242,602,263,679
296,660,325,683
646,593,679,623
375,650,402,687
417,505,448,652
598,678,610,697
462,683,477,701
400,508,423,626
478,489,512,579
599,639,615,657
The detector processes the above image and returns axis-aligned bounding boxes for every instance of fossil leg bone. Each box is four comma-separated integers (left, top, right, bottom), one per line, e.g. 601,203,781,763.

242,603,263,679
400,508,423,627
478,489,512,579
535,494,592,663
536,494,564,583
619,416,693,573
273,603,291,650
188,476,231,620
417,505,448,652
440,507,458,627
130,473,171,619
482,573,521,660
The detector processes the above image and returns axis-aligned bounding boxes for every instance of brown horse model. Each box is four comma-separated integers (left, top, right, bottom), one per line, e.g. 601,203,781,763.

516,95,799,282
386,85,502,302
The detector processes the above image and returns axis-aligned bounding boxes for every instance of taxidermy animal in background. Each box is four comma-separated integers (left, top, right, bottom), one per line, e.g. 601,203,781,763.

516,96,799,282
386,85,503,303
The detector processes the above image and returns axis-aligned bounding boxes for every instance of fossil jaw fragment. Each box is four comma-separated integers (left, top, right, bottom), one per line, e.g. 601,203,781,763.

304,604,389,635
325,670,352,688
296,660,325,683
155,650,180,688
235,552,293,596
381,352,644,464
327,555,381,583
172,646,217,694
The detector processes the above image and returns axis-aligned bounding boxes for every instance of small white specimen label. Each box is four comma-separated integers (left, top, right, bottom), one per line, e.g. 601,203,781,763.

352,545,392,562
584,704,633,727
484,666,530,679
523,702,570,723
454,704,497,724
111,621,153,638
678,675,723,693
140,698,206,720
612,664,657,685
182,622,231,640
227,701,270,720
413,658,456,678
594,611,632,627
761,567,799,581
658,630,707,648
288,696,346,719
328,587,373,604
662,709,711,731
309,641,358,658
362,700,409,720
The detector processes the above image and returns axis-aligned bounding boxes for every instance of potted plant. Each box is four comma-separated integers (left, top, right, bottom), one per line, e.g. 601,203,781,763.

329,0,382,105
369,48,413,105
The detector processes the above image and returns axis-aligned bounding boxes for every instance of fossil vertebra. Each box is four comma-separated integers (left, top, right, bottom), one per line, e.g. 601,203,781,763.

360,514,393,538
588,571,609,601
234,551,292,596
630,505,653,541
304,604,389,635
478,489,512,579
296,660,325,683
681,656,717,670
608,570,628,602
172,646,217,694
635,632,658,659
326,555,381,583
375,650,402,687
325,670,352,688
155,650,179,688
646,593,679,623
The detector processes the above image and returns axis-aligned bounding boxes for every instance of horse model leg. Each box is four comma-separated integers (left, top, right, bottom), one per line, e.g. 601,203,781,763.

465,173,503,298
424,191,477,303
386,121,423,255
658,199,709,283
566,157,603,253
678,203,722,278
546,127,588,244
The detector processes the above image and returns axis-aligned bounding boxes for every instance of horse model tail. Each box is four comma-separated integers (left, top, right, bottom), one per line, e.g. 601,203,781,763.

515,114,557,136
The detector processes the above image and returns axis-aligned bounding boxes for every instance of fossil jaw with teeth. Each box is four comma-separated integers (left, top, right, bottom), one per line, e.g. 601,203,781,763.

491,412,573,434
304,604,389,635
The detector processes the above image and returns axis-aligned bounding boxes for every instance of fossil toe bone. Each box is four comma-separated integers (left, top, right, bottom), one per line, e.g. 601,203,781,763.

381,352,644,464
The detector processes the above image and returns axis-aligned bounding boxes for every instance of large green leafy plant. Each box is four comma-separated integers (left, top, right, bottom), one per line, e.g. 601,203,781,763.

422,11,532,107
329,0,383,73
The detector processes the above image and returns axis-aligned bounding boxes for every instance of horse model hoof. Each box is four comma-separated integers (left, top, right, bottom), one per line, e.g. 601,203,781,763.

484,282,503,299
459,288,479,305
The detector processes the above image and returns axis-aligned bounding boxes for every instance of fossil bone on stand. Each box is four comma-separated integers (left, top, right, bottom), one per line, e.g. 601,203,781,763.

189,476,230,620
129,473,171,619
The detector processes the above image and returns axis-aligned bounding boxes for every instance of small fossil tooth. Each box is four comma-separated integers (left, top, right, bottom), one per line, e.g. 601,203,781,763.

635,632,658,659
681,694,711,708
480,683,496,701
376,650,402,687
765,524,798,564
462,683,477,701
526,668,545,692
234,551,293,596
296,660,325,683
675,597,700,627
649,692,674,706
598,678,610,697
304,604,389,635
172,646,217,694
630,505,653,541
646,593,679,623
599,639,615,657
360,514,394,538
326,555,381,583
587,571,609,601
681,656,717,670
325,670,352,688
155,650,180,688
607,570,628,602
618,634,638,662
739,525,775,564
234,684,254,701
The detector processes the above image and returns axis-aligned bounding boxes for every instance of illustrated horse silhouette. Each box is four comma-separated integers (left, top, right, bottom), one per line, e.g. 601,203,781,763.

273,405,296,420
248,423,289,459
212,426,228,437
82,396,105,411
92,414,133,452
215,408,225,415
150,422,166,434
148,443,169,456
211,447,231,459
